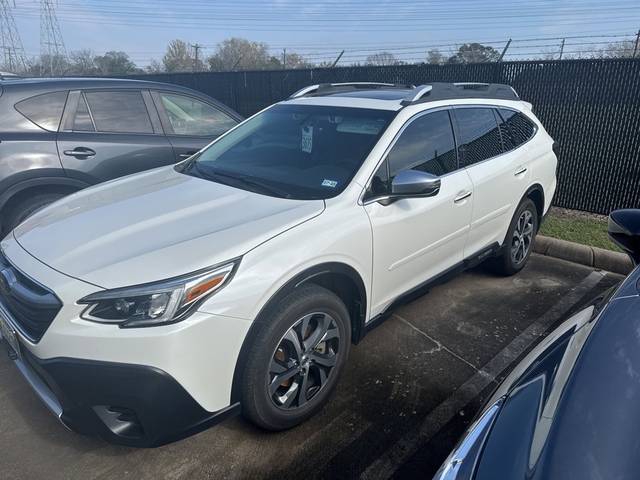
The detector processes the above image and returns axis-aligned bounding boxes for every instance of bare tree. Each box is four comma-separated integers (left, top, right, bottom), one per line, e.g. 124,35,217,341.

163,39,202,72
68,49,97,75
426,49,445,65
365,51,402,66
593,40,636,58
208,38,273,71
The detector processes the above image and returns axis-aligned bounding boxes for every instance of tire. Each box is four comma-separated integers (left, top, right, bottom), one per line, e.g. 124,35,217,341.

241,284,351,431
4,193,66,234
489,198,539,276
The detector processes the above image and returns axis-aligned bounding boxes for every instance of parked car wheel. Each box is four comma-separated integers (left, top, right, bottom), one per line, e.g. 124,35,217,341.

241,284,351,431
4,193,65,233
490,198,539,276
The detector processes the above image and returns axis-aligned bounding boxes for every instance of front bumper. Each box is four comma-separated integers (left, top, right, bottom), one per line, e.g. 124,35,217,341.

3,339,239,447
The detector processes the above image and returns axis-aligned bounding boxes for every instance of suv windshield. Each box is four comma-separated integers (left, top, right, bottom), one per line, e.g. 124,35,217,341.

179,104,395,199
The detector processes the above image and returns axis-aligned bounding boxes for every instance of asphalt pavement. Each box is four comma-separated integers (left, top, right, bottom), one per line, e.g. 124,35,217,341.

0,254,622,480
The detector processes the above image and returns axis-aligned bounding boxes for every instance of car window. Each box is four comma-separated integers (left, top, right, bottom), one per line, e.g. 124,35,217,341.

84,90,153,134
181,104,394,200
454,108,503,167
387,110,458,179
498,108,536,147
15,91,68,131
495,108,515,151
158,93,238,136
73,94,95,132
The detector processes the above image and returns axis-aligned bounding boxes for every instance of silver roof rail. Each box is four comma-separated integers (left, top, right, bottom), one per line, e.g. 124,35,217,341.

289,82,410,99
405,85,433,102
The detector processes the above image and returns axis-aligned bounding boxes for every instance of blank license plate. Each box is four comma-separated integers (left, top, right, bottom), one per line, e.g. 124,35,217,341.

0,309,20,360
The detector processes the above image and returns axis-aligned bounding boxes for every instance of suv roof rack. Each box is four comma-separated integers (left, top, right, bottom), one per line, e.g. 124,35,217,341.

290,82,415,99
401,82,520,105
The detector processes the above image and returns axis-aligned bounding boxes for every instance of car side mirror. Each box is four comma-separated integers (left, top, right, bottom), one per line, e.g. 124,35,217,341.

391,170,441,198
608,209,640,264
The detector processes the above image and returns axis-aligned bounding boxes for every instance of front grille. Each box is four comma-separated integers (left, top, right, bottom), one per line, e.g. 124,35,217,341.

0,250,62,342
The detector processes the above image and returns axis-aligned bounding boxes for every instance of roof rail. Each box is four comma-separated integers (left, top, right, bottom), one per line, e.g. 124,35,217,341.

401,82,520,106
289,82,414,99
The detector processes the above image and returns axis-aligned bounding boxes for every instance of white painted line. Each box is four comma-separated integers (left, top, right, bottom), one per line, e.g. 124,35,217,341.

360,270,607,480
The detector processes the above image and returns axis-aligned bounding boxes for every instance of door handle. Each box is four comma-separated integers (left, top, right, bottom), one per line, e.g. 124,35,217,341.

454,191,472,203
63,147,96,158
514,166,528,176
179,152,197,158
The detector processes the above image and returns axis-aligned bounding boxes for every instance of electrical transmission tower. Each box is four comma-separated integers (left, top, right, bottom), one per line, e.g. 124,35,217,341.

0,0,28,73
40,0,67,76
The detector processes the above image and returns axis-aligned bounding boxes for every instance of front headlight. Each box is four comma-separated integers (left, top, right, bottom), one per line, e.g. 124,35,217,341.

78,260,238,328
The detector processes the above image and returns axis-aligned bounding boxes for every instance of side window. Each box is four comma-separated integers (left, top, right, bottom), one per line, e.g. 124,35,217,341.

498,109,536,147
84,90,153,134
15,91,68,131
72,94,95,132
454,108,503,167
157,92,238,136
387,110,458,179
495,108,515,151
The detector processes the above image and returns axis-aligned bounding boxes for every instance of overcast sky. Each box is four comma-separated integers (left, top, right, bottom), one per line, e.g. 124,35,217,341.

11,0,640,66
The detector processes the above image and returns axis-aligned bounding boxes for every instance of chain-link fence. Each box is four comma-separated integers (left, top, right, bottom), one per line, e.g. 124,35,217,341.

129,58,640,215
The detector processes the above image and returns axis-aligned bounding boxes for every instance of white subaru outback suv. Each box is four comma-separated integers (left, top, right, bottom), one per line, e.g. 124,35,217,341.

0,82,557,446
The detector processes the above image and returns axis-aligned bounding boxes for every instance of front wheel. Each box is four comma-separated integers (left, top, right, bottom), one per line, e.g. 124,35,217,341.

240,284,351,431
490,198,538,276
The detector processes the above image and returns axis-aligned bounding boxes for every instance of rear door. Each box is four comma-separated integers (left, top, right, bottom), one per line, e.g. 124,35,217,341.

452,106,532,258
151,90,239,161
57,89,174,184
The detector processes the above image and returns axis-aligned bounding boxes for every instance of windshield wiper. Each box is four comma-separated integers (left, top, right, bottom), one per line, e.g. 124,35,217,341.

191,166,292,199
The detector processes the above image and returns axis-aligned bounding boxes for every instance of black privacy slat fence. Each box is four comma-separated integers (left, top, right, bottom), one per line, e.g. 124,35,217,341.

128,58,640,215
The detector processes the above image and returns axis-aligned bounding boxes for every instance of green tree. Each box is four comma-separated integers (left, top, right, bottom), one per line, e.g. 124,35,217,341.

448,43,500,63
93,51,138,75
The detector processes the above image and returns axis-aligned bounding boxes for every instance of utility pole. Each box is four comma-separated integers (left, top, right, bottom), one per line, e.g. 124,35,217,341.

40,0,67,76
498,38,512,62
558,38,566,60
0,0,28,73
191,43,202,72
633,29,640,58
331,50,345,68
282,48,286,69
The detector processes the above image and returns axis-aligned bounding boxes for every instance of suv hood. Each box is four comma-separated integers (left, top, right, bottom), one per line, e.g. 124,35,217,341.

13,167,324,289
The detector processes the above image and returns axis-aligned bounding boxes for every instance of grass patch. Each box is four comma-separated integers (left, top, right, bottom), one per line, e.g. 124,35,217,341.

540,209,620,251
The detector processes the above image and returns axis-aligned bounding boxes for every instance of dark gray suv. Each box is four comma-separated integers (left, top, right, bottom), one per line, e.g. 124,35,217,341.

0,77,242,234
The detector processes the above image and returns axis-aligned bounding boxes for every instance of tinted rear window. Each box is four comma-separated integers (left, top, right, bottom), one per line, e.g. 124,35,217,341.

84,90,153,134
498,108,536,147
15,91,68,131
454,108,503,167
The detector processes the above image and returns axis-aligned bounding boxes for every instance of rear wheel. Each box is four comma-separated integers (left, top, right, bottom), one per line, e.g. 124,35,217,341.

4,193,66,233
490,198,538,276
240,284,351,430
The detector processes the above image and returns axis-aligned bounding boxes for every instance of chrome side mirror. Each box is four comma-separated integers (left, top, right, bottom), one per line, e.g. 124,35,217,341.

391,170,441,198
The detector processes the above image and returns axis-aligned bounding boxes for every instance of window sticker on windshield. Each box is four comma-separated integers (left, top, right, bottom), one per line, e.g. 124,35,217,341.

322,179,338,188
301,125,313,153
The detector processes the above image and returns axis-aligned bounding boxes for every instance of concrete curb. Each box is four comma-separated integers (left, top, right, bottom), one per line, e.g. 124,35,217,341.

533,235,634,275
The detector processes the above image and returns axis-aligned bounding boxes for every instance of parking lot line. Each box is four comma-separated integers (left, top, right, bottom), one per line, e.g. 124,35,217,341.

360,269,608,480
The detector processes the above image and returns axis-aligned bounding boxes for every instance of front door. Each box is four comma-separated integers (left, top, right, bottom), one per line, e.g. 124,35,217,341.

151,91,239,161
364,109,474,317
